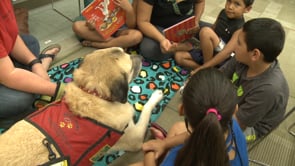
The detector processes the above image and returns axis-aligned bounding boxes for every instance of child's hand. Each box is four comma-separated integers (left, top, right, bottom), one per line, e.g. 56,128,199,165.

160,38,175,54
114,0,132,11
142,139,167,159
191,65,204,75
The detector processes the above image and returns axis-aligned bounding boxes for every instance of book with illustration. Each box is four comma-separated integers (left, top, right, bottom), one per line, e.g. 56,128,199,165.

163,16,196,42
81,0,126,39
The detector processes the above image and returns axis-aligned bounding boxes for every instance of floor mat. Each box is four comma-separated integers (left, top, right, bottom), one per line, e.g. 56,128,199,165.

48,56,190,165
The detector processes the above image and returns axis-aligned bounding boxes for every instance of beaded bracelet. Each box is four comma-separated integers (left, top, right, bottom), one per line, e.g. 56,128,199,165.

28,58,42,69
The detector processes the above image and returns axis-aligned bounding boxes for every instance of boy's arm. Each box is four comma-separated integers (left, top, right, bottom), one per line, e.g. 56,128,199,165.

192,29,241,74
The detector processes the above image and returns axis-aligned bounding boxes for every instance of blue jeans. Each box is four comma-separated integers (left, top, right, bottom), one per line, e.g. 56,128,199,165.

0,34,40,130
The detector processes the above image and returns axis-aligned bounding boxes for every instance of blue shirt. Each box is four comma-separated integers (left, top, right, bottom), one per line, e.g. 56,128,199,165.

160,119,248,166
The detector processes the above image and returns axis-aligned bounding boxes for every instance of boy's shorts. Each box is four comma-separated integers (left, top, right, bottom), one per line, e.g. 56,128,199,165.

189,38,226,65
189,49,204,65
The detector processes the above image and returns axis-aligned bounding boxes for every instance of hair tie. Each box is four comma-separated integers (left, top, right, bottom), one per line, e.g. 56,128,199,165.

206,108,222,121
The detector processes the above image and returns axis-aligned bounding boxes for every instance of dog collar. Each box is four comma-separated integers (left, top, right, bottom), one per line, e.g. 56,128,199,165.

79,86,113,102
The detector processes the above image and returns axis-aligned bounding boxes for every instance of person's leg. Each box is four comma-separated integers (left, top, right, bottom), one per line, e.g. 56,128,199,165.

21,34,40,57
174,51,200,69
39,45,61,70
19,34,61,70
85,29,143,49
72,20,105,42
0,85,35,130
199,27,220,63
13,34,59,70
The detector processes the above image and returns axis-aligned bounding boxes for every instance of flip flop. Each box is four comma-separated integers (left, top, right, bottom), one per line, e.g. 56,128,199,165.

39,43,61,61
150,122,168,140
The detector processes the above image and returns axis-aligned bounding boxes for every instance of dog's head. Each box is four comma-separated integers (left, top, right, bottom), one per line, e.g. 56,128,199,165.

72,47,142,103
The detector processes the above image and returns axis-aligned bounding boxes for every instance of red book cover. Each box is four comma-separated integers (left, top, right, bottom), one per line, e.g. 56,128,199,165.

163,16,196,42
81,0,126,39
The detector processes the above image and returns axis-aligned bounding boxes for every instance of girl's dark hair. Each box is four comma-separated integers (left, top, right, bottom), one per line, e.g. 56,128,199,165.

243,18,285,62
174,68,238,166
244,0,254,7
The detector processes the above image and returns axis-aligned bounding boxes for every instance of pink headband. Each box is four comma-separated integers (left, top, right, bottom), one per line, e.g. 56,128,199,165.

206,108,222,121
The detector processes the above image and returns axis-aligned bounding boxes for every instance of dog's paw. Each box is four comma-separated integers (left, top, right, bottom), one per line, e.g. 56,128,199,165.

150,90,164,103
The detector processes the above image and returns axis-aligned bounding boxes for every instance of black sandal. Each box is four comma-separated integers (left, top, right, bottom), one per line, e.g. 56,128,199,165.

39,43,61,61
39,54,55,61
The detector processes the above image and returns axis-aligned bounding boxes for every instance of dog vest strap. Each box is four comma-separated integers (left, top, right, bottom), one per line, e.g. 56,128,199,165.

25,98,123,165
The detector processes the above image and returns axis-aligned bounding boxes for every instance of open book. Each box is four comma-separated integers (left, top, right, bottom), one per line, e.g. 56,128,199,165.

163,16,196,42
81,0,125,39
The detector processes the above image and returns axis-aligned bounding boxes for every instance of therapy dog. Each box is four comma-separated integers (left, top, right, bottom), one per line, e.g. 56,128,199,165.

0,47,163,166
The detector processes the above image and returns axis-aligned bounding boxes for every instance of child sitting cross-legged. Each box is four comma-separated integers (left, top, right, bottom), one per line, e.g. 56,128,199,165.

174,0,254,70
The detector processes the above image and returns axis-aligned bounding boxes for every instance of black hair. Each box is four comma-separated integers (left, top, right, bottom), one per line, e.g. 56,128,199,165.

174,68,238,166
243,0,254,7
243,18,285,62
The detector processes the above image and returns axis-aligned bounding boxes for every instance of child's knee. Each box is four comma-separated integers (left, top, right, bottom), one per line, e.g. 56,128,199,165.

199,27,214,37
174,51,189,64
174,52,183,63
132,30,143,44
72,21,84,34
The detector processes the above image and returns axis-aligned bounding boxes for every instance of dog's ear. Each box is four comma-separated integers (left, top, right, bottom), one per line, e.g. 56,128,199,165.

110,72,128,103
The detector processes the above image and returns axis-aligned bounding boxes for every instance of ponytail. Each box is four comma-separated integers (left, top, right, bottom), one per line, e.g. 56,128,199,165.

176,68,238,166
174,113,230,166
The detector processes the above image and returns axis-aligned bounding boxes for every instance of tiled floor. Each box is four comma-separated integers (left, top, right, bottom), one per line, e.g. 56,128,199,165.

14,0,295,165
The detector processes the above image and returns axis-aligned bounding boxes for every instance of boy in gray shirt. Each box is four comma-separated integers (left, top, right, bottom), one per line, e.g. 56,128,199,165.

220,18,289,141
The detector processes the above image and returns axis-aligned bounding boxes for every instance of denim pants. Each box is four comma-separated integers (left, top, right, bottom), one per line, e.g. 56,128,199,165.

0,34,40,130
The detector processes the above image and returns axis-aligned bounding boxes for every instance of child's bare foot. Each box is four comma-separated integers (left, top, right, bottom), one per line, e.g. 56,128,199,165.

169,37,201,52
168,42,193,52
